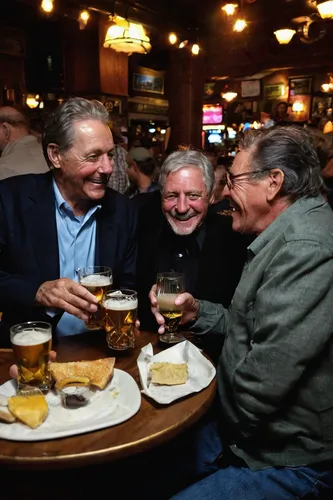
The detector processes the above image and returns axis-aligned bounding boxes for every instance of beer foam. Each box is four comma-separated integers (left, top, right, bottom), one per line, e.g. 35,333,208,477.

104,298,138,311
80,274,112,286
12,329,51,346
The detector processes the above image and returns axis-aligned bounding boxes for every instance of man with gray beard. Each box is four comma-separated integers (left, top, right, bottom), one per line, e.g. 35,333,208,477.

135,149,251,334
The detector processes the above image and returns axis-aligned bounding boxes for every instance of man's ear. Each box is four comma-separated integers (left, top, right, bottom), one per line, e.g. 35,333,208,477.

2,123,11,141
267,169,284,201
47,144,62,170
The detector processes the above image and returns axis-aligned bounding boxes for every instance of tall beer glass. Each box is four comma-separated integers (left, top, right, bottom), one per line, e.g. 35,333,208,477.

10,321,52,392
78,266,113,329
102,289,138,350
156,272,185,344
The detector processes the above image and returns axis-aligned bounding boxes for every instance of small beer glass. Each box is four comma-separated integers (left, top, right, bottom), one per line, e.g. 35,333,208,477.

10,321,52,392
156,272,185,344
78,266,113,329
102,289,138,350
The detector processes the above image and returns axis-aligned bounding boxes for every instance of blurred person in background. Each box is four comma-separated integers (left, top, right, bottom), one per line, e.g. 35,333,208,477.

106,123,129,194
0,106,48,180
29,115,45,143
209,156,233,213
126,146,159,200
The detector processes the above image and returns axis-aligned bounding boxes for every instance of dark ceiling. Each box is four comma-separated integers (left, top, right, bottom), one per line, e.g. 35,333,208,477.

11,0,333,77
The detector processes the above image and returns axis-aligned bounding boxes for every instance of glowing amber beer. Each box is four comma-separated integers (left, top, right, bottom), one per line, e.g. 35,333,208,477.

78,266,113,329
102,289,138,350
10,321,52,391
156,272,185,344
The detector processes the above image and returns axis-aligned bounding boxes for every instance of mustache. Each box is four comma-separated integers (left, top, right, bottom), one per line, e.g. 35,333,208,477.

171,210,198,221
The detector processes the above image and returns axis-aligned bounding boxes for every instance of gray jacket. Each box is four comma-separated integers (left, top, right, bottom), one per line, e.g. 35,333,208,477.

195,195,333,470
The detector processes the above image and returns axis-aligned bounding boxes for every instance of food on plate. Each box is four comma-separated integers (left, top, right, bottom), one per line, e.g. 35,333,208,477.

56,376,92,409
0,407,16,423
149,362,188,386
0,394,9,406
8,393,48,428
50,357,115,390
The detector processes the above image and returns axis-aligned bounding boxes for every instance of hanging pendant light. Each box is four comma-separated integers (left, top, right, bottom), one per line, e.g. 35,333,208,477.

104,15,152,55
317,1,333,19
274,28,296,44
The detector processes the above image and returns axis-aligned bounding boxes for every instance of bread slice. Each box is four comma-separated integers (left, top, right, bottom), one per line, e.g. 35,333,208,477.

149,362,188,386
50,358,115,390
8,394,48,428
0,407,16,424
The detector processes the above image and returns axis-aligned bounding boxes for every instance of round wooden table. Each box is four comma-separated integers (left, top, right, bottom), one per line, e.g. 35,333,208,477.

0,329,216,470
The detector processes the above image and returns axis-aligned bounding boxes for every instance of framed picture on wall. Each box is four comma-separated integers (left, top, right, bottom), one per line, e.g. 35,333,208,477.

241,80,261,98
311,96,332,119
289,77,312,96
133,73,164,94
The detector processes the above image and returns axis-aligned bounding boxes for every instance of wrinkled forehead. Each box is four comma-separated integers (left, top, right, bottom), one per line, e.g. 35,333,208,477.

228,150,251,174
164,166,207,193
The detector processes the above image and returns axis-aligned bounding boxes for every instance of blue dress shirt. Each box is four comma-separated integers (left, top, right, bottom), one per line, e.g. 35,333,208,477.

52,179,101,336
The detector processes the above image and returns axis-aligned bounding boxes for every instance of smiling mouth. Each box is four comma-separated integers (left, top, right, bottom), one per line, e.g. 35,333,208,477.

86,177,108,186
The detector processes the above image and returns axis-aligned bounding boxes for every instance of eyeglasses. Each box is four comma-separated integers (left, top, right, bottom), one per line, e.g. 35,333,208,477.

226,169,268,189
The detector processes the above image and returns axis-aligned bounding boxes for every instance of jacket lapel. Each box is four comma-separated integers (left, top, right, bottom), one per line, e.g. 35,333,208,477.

27,172,59,283
95,192,117,269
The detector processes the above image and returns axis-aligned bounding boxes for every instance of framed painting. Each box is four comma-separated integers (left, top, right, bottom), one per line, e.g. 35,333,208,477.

133,73,164,94
311,96,332,119
241,80,261,98
289,77,312,96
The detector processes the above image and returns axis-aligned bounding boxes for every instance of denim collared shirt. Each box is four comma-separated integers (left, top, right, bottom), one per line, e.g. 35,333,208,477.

51,179,101,336
194,195,333,470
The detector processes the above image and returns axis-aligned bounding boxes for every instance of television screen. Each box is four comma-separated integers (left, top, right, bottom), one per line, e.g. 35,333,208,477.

207,131,222,144
203,105,223,125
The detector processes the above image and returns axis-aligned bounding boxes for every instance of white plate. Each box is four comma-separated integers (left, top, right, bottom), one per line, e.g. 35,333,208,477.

0,369,141,442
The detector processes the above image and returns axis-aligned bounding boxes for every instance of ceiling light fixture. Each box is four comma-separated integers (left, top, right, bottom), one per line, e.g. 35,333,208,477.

222,3,238,15
274,28,296,44
104,15,151,54
179,40,189,48
191,43,200,55
79,9,90,29
233,19,247,32
221,91,238,102
317,1,333,19
41,0,53,13
168,32,178,44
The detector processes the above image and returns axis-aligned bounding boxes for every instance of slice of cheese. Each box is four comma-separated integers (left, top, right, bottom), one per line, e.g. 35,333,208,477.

149,362,188,386
8,394,48,429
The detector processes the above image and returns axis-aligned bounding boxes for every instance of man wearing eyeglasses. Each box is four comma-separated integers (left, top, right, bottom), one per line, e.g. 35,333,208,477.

150,126,333,499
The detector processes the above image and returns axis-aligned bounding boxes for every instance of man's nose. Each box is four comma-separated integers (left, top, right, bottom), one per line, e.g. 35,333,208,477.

176,195,190,213
99,154,114,174
222,184,231,198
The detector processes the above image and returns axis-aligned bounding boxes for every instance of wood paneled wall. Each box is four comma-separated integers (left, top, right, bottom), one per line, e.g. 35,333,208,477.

98,17,128,96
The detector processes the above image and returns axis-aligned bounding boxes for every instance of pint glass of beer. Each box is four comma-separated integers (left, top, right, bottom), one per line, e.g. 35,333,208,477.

102,289,138,350
78,266,113,329
10,321,52,392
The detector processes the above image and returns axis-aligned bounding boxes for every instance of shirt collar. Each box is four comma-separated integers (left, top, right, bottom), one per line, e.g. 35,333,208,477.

249,194,327,257
52,178,102,216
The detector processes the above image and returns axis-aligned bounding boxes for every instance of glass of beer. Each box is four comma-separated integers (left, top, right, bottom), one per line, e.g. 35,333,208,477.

10,321,52,392
78,266,113,329
102,289,138,350
156,272,185,344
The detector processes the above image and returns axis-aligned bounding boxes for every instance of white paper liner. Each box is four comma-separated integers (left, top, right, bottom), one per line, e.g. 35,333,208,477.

137,340,216,405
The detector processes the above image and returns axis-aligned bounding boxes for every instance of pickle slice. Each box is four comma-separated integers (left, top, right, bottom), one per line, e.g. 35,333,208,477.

55,376,90,390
